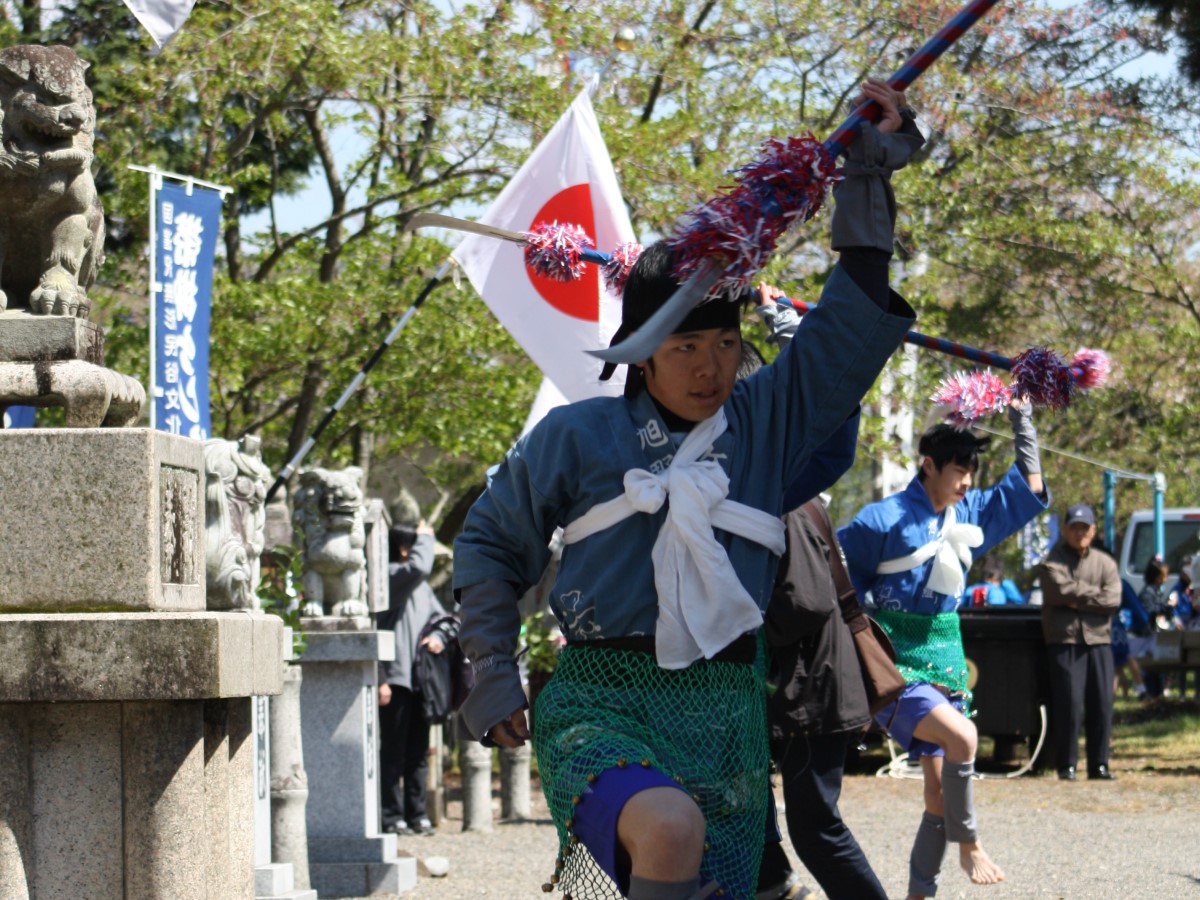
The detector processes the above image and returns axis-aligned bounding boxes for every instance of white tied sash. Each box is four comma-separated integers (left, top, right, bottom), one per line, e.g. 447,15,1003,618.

875,504,983,599
563,409,785,670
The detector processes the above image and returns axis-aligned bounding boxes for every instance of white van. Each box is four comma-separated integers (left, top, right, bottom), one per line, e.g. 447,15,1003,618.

1118,508,1200,594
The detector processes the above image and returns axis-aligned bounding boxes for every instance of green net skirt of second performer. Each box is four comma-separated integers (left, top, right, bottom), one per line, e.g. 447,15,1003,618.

532,643,769,900
873,607,973,712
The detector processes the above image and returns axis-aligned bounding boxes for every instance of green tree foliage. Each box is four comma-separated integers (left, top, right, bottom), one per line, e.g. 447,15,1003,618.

20,0,1200,533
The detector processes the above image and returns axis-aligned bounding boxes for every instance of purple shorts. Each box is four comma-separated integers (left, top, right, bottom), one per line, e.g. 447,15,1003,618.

875,682,966,760
572,763,690,894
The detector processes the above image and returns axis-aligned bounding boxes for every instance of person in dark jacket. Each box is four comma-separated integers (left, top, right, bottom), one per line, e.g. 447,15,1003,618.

758,496,888,900
378,518,452,835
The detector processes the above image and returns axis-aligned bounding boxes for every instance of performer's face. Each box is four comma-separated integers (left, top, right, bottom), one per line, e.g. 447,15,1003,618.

639,327,741,422
921,458,974,512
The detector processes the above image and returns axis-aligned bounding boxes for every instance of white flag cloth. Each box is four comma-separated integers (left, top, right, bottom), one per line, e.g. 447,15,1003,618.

123,0,197,47
452,84,635,425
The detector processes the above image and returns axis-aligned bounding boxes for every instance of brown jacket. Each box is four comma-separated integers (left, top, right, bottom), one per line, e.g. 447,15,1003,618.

1037,542,1121,645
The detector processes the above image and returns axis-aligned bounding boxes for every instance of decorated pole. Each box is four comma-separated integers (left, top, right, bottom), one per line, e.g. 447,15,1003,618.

824,0,1002,154
779,296,1012,369
592,0,1004,365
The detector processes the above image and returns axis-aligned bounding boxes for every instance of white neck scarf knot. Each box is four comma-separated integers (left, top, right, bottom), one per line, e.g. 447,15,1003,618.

563,409,783,669
875,503,983,599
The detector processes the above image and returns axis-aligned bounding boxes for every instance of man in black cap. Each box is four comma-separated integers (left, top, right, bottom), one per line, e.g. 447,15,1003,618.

1036,503,1122,781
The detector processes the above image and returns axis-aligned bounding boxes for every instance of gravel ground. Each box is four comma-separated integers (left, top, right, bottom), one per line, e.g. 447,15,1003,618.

357,757,1200,899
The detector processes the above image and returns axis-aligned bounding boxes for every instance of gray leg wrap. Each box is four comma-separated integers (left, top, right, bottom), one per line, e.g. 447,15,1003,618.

908,811,947,897
627,875,701,900
941,759,980,844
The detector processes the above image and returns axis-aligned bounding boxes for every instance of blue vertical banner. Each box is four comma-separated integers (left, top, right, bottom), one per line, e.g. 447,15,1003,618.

153,180,222,439
3,406,36,428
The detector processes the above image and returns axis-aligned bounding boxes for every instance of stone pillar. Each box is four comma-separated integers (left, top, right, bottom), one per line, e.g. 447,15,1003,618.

460,738,494,832
298,628,415,897
0,708,32,900
0,428,287,899
269,664,317,899
499,743,532,821
124,701,207,899
425,723,445,827
253,694,273,869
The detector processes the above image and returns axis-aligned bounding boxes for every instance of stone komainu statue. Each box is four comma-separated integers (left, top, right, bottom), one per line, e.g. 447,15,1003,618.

0,44,104,318
204,436,271,611
293,466,369,618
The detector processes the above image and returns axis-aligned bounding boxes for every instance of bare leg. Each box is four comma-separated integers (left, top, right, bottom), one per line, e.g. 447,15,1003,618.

618,786,705,891
910,704,1005,890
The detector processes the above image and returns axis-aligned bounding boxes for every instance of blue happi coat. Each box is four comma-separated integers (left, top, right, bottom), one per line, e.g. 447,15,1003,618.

453,265,914,641
838,465,1048,616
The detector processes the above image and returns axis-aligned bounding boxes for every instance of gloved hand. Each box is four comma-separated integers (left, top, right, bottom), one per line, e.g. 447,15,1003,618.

830,115,926,253
456,579,528,745
1006,398,1042,476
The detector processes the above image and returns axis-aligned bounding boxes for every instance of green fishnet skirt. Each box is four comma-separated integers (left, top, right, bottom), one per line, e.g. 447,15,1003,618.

533,643,769,900
873,608,973,712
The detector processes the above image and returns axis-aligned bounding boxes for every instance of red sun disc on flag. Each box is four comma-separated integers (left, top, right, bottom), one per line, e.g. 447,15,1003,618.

526,183,599,322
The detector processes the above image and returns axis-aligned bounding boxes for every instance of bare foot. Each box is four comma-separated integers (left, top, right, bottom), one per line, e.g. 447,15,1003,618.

960,841,1005,884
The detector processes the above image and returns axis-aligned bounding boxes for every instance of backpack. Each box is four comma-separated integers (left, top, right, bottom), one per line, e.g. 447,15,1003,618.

414,613,473,723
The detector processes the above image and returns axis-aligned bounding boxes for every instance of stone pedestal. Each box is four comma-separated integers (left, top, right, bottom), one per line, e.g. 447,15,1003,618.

0,612,285,899
0,428,205,610
0,428,286,899
297,629,415,897
0,310,144,427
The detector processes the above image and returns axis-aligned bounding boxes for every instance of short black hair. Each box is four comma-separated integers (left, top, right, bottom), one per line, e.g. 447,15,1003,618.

389,525,418,560
737,340,766,380
1143,557,1168,585
917,424,991,481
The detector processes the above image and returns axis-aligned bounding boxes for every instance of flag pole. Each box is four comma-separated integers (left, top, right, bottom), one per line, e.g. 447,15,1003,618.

264,261,451,504
147,167,160,428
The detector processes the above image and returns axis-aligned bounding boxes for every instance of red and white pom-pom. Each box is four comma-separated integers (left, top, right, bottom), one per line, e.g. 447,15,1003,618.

668,134,838,292
734,134,839,227
669,190,780,295
931,371,1013,428
1070,348,1111,390
522,221,595,282
1011,347,1074,408
602,241,643,296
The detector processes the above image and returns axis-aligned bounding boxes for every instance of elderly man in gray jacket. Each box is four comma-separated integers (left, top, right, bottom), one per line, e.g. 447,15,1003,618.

1037,503,1122,782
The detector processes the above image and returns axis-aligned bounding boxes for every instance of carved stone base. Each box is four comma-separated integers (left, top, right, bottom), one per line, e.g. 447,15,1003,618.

0,310,104,364
0,359,144,426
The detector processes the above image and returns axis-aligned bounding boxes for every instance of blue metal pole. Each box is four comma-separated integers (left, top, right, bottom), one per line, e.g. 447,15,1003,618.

1103,470,1117,552
1153,472,1166,559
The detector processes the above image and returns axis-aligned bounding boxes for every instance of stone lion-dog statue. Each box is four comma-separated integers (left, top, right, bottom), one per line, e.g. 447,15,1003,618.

293,466,370,618
0,44,104,318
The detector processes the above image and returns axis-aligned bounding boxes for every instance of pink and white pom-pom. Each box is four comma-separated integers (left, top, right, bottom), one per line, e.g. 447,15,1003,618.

936,346,1113,427
667,133,838,296
1070,348,1111,390
931,370,1013,429
522,221,595,282
602,241,644,296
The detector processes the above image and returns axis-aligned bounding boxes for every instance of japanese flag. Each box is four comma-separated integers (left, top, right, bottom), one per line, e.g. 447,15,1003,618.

123,0,197,48
452,83,635,427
